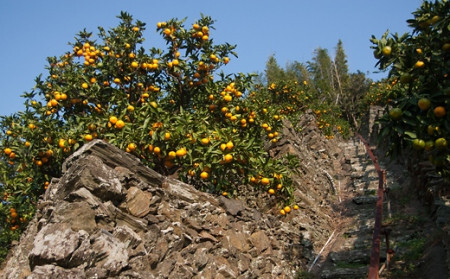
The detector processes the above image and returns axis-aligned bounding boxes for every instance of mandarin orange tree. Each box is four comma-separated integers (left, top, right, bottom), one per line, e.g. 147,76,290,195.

0,12,300,259
371,0,449,176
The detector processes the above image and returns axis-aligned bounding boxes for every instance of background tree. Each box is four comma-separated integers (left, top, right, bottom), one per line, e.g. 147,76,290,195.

308,47,334,102
333,40,350,105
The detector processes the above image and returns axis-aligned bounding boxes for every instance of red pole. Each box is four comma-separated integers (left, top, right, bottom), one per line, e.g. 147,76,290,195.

356,134,385,279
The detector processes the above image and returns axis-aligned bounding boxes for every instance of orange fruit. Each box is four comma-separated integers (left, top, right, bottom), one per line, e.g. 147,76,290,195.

279,209,286,216
414,60,425,68
4,148,12,155
176,148,187,158
293,205,299,210
284,206,291,213
153,147,161,154
417,98,431,111
412,139,425,150
201,138,210,145
131,61,139,68
223,95,232,102
200,171,209,180
399,74,412,84
220,143,227,151
167,151,177,160
224,154,233,163
424,140,434,151
435,138,447,150
434,106,446,118
443,43,450,52
58,139,66,148
382,46,392,56
115,120,125,129
268,188,275,195
164,132,171,141
128,143,137,151
109,116,118,124
261,178,270,185
84,134,93,141
389,108,403,120
226,141,234,150
223,57,230,64
81,82,89,89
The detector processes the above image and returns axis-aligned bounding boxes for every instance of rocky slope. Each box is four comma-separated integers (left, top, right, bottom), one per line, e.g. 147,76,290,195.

1,111,346,278
1,109,448,278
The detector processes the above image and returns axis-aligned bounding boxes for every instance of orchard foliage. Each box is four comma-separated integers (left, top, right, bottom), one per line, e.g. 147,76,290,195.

0,12,305,259
371,0,450,176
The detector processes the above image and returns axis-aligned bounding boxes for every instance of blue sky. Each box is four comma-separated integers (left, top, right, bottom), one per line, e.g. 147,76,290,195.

0,0,423,116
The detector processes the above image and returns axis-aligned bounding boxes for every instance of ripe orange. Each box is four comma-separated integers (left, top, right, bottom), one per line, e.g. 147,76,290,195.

176,148,187,158
201,138,210,145
223,95,232,102
417,98,431,111
115,120,125,129
84,134,93,141
268,188,275,195
279,209,286,216
284,206,291,213
220,143,227,151
128,143,137,151
164,132,171,141
414,60,425,68
131,61,139,68
132,26,140,32
58,139,66,148
82,82,89,89
434,106,446,118
109,116,118,124
223,57,230,64
168,151,177,160
293,205,299,210
4,148,12,155
224,154,233,163
200,171,209,180
153,147,161,154
261,178,270,185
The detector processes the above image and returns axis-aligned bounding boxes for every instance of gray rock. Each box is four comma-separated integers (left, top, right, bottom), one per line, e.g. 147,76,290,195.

29,223,82,269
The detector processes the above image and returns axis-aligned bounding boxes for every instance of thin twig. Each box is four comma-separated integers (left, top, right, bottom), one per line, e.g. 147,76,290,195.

308,230,336,272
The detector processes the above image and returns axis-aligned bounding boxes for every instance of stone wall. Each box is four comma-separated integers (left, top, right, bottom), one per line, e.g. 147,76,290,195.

0,112,349,278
